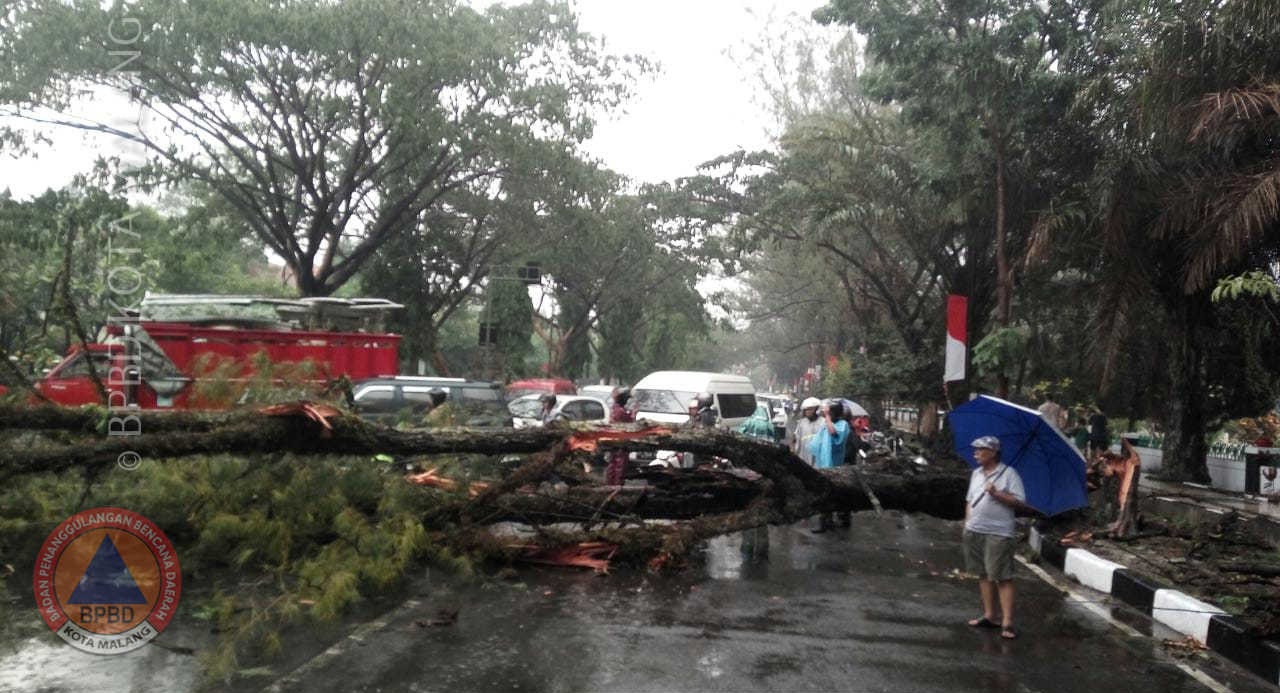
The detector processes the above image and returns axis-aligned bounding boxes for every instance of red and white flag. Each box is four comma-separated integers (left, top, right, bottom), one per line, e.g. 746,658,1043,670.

944,295,967,382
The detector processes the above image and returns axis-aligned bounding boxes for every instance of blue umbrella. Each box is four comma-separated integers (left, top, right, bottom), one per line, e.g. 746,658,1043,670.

948,395,1088,516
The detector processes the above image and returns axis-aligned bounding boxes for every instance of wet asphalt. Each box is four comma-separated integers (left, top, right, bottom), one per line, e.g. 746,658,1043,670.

4,511,1275,693
267,512,1273,693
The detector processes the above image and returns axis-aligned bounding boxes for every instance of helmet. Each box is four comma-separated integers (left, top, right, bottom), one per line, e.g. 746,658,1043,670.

613,387,631,405
539,393,557,406
696,392,714,408
825,398,844,419
801,397,821,410
427,388,447,407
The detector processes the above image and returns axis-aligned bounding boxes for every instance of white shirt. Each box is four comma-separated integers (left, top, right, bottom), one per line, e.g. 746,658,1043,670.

965,463,1026,538
792,416,824,466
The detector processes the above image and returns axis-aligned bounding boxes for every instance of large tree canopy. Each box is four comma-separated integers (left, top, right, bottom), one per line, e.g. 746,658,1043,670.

0,0,640,295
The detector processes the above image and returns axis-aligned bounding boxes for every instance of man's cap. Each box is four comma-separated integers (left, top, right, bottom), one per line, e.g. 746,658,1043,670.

801,397,821,409
971,435,1001,452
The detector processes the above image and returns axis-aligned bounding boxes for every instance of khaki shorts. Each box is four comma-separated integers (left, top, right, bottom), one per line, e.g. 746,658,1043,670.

963,530,1018,582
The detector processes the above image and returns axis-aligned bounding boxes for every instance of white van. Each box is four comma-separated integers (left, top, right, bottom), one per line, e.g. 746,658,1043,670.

631,371,758,429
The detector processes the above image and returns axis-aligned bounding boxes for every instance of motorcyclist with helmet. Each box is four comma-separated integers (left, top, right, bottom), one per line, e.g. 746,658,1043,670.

690,392,717,428
675,392,719,469
539,392,565,426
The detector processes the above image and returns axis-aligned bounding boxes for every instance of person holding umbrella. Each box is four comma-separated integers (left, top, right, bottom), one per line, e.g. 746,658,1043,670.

963,436,1027,640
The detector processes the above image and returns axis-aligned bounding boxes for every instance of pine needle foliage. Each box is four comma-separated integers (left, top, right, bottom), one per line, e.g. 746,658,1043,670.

0,450,483,685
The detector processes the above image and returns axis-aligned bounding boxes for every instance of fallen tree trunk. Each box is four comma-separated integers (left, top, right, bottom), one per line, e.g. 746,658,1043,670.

456,465,967,525
0,402,243,433
0,409,562,479
0,405,967,516
0,403,970,566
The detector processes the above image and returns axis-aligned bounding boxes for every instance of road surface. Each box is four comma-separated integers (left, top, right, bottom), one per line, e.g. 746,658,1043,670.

3,511,1274,692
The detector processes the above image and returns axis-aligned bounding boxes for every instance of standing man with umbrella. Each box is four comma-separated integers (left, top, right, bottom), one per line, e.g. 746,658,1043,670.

963,436,1026,640
948,395,1088,640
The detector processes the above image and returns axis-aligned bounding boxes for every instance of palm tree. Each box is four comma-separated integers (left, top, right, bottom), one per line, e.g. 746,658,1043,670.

1081,0,1280,481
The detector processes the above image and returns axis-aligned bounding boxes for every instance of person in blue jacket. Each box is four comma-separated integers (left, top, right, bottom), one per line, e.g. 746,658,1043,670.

808,399,850,532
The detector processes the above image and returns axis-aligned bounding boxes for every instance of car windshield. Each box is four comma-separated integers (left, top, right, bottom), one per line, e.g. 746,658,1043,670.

508,397,543,418
718,393,758,419
457,386,500,402
633,389,696,415
54,352,112,378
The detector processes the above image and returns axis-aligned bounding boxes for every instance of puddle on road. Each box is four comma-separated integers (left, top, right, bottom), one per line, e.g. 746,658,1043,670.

0,634,201,692
703,513,947,582
704,526,773,580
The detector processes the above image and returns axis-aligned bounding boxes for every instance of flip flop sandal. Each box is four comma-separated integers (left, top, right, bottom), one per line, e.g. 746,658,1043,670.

967,616,999,629
1001,626,1018,639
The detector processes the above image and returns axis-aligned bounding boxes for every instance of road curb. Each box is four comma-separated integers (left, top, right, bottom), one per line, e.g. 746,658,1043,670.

1028,527,1280,687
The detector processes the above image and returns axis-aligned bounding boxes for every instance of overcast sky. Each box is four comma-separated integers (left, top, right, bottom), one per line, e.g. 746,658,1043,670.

0,0,826,199
574,0,826,183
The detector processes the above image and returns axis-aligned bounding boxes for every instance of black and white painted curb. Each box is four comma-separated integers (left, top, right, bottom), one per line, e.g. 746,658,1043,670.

1029,527,1280,687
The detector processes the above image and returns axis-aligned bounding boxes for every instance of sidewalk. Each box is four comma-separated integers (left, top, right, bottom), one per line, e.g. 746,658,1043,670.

1140,476,1280,521
1138,476,1280,545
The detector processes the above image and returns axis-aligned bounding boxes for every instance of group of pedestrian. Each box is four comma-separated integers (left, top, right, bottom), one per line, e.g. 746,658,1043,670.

790,397,854,532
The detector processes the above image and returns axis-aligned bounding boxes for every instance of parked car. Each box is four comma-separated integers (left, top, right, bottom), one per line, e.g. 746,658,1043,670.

578,384,619,406
351,376,508,426
505,378,577,399
507,394,609,429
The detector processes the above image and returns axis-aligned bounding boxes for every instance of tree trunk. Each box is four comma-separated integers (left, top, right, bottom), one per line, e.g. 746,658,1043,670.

919,401,939,440
0,405,970,523
4,404,1157,567
1088,439,1143,538
428,330,453,377
994,137,1011,327
294,266,319,298
1161,309,1211,482
993,136,1012,399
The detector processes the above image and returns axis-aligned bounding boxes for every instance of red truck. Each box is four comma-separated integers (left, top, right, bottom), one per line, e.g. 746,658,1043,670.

31,295,402,409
